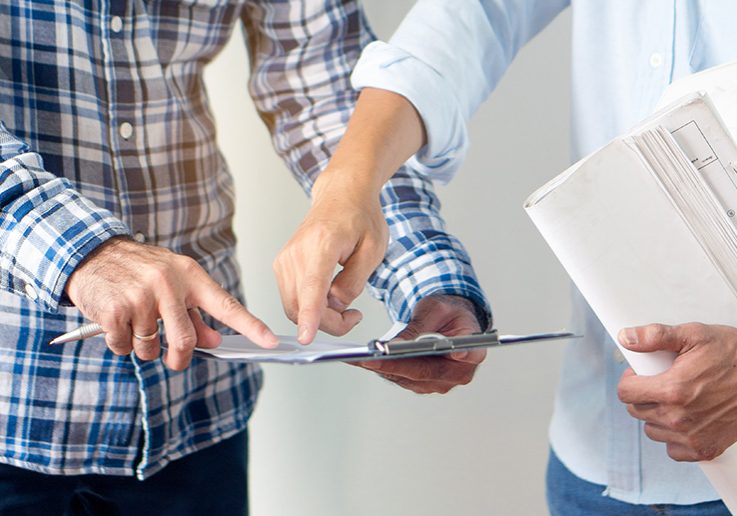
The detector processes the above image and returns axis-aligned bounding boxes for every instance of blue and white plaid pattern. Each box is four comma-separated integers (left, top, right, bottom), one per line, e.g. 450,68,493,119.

0,0,488,479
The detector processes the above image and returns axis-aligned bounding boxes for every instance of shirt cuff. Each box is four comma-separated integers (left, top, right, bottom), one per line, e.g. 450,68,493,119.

351,41,469,184
0,135,130,312
367,230,492,330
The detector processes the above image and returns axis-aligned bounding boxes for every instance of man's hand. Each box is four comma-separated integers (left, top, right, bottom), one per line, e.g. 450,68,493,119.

353,295,487,394
617,323,737,462
273,177,388,344
274,89,427,345
66,237,278,370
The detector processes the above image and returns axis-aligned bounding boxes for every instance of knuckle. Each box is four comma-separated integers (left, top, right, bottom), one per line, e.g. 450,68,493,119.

644,323,668,344
684,435,717,461
251,320,270,338
134,342,160,360
684,322,706,336
662,381,687,405
272,255,284,274
309,224,333,243
101,303,129,327
166,358,188,372
220,293,243,315
144,263,170,284
176,255,200,273
162,305,190,331
696,445,720,462
170,334,197,353
284,241,303,261
667,445,689,462
436,384,453,395
668,414,693,433
126,288,149,309
105,337,131,355
616,383,628,402
643,423,658,441
654,405,670,419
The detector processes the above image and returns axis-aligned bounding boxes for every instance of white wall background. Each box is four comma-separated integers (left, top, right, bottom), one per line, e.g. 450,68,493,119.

204,3,573,515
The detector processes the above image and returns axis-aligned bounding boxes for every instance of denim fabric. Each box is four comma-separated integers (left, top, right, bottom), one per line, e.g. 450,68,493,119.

0,430,248,516
547,449,728,516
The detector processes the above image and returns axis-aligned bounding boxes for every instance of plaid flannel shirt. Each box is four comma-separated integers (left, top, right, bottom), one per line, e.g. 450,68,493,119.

0,0,488,479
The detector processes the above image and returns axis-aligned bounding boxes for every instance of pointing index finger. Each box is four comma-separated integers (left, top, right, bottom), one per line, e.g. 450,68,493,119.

191,273,278,349
296,250,342,344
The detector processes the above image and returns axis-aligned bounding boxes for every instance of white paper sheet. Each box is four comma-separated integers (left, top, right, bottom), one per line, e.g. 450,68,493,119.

195,334,369,364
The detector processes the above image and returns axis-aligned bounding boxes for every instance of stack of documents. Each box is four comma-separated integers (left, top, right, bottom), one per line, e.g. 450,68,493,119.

525,61,737,511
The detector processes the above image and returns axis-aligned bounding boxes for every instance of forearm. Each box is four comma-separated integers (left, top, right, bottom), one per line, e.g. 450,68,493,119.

351,0,570,182
311,88,426,202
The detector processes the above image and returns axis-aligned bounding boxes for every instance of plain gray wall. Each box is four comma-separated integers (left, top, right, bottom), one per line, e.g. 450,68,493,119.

204,3,573,515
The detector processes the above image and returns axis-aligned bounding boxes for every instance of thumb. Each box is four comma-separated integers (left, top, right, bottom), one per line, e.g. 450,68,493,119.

394,312,433,342
617,324,686,353
328,244,383,310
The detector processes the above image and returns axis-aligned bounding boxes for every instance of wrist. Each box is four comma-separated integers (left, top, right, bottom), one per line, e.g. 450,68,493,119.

427,293,492,333
311,165,384,205
65,235,134,299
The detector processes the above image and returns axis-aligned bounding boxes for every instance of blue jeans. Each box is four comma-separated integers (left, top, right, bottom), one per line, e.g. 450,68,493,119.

546,449,728,515
0,430,248,516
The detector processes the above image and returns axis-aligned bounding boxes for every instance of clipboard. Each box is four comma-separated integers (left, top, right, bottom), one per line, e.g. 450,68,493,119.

192,330,577,365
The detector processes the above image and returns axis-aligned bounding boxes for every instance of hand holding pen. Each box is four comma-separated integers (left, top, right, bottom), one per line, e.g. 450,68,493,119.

50,319,165,345
60,237,278,370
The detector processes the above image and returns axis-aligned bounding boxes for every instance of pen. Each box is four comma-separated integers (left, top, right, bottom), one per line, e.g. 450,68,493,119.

50,316,172,345
49,322,104,345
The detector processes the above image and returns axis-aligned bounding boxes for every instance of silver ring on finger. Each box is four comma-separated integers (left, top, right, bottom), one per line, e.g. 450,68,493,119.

133,329,159,342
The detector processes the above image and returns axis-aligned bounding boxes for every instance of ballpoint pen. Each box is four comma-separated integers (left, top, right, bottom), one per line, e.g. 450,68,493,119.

49,322,105,345
49,322,161,345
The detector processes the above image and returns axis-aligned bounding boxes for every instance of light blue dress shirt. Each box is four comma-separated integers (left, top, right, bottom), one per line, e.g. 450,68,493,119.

352,0,737,505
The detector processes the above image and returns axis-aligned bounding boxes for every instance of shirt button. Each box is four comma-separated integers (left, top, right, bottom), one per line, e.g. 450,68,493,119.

119,122,134,140
649,52,664,69
613,348,626,364
133,232,146,243
111,16,123,34
24,283,38,301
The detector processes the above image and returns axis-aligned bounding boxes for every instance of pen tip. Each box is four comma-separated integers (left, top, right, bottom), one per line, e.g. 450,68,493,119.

49,338,60,346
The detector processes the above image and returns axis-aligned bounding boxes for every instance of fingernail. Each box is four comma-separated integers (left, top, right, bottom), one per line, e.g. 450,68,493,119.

298,325,311,344
619,328,638,347
451,351,469,360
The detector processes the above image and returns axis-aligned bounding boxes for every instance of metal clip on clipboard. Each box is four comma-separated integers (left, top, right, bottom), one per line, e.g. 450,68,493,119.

367,329,576,359
369,330,500,358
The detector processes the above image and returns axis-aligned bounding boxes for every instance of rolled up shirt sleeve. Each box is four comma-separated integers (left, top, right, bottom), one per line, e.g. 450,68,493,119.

0,123,130,312
370,163,491,328
351,0,569,182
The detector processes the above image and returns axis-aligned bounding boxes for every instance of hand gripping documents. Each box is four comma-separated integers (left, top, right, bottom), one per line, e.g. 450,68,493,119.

525,61,737,512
